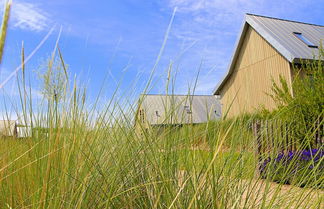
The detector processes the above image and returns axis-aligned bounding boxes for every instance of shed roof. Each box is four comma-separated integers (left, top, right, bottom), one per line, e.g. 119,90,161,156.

214,14,324,94
139,94,221,125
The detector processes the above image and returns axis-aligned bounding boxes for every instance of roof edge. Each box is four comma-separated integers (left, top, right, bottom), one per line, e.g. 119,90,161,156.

246,13,324,27
213,17,249,95
246,15,295,62
213,13,297,95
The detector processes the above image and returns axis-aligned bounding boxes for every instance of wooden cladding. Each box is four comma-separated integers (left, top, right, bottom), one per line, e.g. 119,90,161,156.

219,26,292,117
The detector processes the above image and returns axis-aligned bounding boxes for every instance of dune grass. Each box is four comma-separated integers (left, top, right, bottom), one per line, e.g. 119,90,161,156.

0,48,322,208
0,113,322,208
0,95,322,208
0,3,322,208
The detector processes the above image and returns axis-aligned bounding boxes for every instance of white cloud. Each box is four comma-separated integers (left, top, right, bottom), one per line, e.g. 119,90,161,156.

0,0,50,32
167,0,265,38
169,0,267,12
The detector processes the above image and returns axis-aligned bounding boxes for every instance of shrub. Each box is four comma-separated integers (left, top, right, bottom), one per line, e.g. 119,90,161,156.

269,47,324,145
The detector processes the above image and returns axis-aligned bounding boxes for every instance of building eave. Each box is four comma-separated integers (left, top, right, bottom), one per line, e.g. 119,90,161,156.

213,17,249,95
213,14,298,95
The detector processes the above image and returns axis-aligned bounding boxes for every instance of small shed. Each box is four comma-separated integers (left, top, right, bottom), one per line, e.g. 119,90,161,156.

0,120,17,137
135,94,221,130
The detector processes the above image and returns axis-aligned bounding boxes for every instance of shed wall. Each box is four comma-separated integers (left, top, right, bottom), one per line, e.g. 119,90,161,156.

0,120,17,137
219,26,292,117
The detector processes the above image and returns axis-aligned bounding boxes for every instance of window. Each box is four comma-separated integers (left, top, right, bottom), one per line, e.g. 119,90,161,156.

184,105,192,114
293,32,318,48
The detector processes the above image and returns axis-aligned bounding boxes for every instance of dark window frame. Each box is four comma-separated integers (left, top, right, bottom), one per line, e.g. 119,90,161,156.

293,32,318,48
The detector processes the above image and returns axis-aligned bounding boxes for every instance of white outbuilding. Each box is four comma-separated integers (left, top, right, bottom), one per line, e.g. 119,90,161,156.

135,94,221,131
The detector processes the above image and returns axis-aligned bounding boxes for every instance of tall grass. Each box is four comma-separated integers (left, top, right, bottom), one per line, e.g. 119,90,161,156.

0,48,322,208
0,0,11,64
0,5,323,209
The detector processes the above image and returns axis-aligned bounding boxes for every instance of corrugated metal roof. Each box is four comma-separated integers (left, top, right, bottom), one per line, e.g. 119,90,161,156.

247,14,324,61
139,94,221,125
213,14,324,95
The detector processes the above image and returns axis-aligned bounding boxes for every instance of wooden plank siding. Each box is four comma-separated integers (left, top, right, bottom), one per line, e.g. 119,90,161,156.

219,26,293,117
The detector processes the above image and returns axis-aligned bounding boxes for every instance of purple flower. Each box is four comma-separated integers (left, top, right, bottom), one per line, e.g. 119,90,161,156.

275,153,284,162
260,148,324,175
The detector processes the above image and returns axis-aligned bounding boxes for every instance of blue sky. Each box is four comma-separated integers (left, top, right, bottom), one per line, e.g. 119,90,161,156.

0,0,324,109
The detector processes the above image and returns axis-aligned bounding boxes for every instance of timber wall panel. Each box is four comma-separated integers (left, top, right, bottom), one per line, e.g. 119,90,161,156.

220,26,292,117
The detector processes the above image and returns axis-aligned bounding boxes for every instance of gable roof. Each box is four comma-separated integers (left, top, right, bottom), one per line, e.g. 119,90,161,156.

139,94,221,125
213,14,324,95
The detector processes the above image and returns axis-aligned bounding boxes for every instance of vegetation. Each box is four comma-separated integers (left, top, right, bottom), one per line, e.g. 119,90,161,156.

0,2,322,208
261,149,323,188
256,47,324,190
0,0,11,63
269,47,324,145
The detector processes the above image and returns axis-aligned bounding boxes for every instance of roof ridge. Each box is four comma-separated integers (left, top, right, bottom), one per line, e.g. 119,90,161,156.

246,13,324,27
